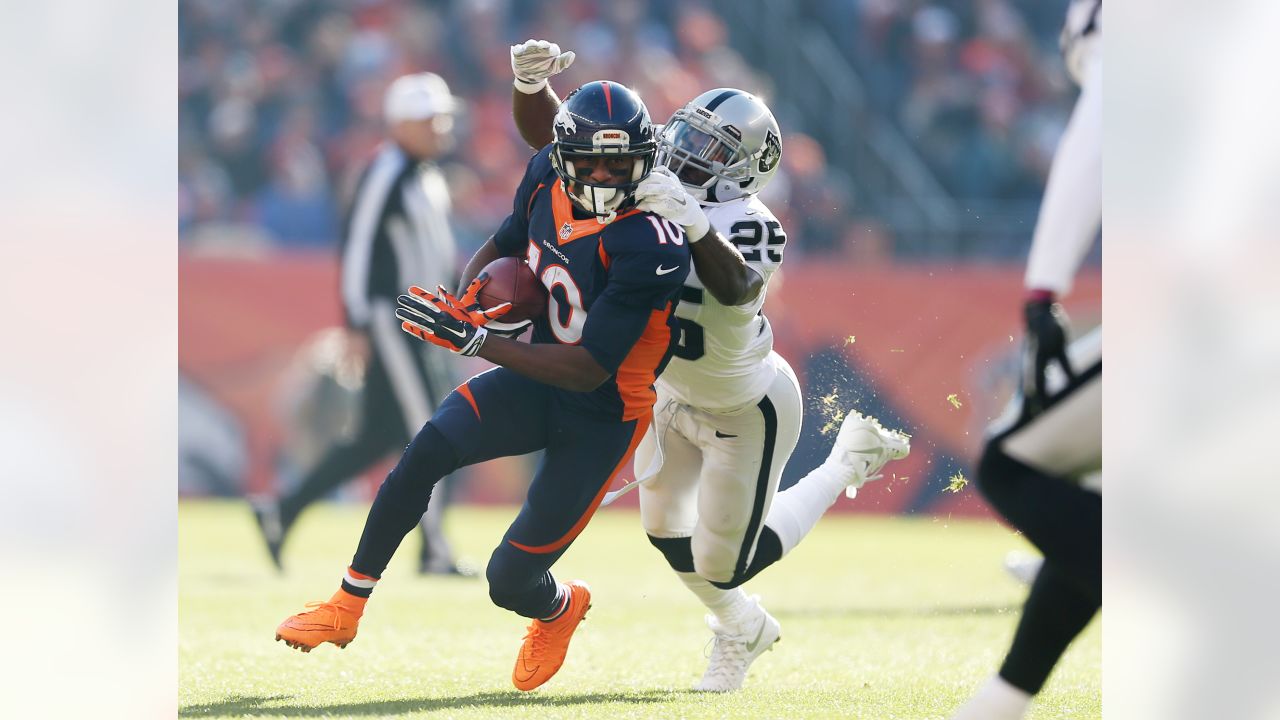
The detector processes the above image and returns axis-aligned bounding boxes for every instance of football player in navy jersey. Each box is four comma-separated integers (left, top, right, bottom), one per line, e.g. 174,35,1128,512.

275,81,691,693
509,40,912,691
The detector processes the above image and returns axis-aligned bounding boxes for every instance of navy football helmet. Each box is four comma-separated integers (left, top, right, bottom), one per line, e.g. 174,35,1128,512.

550,81,657,221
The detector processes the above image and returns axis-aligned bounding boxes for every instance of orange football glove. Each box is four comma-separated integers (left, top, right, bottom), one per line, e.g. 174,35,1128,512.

415,277,513,327
396,288,490,356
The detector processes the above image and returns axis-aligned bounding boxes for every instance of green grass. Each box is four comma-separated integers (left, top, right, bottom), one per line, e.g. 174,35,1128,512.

179,501,1099,719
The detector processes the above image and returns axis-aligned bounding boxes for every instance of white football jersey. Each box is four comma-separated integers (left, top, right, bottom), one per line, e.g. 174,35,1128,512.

658,195,786,411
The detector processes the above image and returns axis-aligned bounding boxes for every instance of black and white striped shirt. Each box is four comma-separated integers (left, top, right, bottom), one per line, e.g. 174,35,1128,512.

340,143,458,329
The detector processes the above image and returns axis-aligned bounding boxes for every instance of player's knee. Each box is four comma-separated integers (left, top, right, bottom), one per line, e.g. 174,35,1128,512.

484,549,530,611
707,575,747,590
385,423,458,490
646,534,695,573
977,440,1020,504
691,536,737,585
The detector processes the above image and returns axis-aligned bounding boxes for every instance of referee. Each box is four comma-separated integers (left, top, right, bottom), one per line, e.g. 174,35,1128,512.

255,72,469,576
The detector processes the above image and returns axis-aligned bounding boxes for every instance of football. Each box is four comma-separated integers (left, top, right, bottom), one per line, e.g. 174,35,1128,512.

476,256,546,323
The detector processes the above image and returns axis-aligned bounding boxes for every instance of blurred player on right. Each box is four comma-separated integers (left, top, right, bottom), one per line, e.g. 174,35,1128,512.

950,2,1102,719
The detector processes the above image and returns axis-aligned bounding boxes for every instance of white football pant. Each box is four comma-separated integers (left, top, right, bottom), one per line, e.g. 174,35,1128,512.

637,351,803,584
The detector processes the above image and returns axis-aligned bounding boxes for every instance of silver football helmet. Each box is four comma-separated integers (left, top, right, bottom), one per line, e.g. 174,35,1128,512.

656,88,782,204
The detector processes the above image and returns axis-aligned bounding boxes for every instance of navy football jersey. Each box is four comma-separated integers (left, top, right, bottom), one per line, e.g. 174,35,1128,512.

492,147,691,420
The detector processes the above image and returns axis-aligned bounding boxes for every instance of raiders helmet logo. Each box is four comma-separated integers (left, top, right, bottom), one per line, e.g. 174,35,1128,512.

559,221,573,240
758,130,781,174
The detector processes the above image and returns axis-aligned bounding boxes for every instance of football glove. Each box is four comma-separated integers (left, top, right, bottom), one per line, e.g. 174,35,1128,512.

633,166,709,241
396,286,508,356
457,273,530,338
1022,293,1076,413
511,39,576,94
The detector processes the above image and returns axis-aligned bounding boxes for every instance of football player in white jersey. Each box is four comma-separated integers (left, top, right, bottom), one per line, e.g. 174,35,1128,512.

950,2,1102,718
510,40,910,691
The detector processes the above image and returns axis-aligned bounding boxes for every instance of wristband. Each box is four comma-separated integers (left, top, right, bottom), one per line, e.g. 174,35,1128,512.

1026,288,1056,303
513,77,546,94
684,213,710,244
461,326,489,357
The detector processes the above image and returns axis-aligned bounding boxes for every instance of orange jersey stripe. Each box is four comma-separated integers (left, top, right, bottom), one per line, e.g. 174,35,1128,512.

526,183,545,219
456,381,481,420
507,418,649,555
597,241,611,270
615,303,674,421
550,181,641,245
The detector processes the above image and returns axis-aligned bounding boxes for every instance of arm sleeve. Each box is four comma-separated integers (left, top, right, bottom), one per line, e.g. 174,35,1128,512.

492,149,553,256
580,234,690,373
1024,58,1101,296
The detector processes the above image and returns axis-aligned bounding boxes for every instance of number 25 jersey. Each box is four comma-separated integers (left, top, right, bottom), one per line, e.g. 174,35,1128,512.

492,147,692,421
659,195,787,412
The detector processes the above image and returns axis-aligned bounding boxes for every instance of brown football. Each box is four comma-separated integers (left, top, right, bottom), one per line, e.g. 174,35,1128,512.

476,256,546,323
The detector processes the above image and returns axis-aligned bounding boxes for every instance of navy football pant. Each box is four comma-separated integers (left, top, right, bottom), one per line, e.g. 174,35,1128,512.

350,367,647,618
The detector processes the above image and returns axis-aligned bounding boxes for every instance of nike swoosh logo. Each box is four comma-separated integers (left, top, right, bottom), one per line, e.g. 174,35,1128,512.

714,431,738,439
443,324,467,338
744,618,767,652
514,657,541,681
656,265,680,275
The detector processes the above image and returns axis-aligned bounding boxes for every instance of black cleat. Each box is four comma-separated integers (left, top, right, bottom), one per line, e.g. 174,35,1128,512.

418,557,478,578
250,498,285,571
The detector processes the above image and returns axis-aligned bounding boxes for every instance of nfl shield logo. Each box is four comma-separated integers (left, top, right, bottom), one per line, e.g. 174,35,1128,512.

559,222,573,240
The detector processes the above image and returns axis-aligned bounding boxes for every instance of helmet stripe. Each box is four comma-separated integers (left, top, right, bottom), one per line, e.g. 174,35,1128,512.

703,89,741,112
602,81,613,118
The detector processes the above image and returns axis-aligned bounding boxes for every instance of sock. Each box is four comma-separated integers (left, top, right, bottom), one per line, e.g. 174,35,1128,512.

340,566,379,599
677,571,755,626
949,674,1032,720
761,458,850,555
539,583,570,622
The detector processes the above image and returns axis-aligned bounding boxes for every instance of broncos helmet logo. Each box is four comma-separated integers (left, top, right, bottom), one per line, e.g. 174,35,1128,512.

554,103,578,136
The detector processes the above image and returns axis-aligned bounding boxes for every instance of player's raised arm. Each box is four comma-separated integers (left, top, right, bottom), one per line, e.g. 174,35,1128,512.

1021,20,1100,410
510,39,573,150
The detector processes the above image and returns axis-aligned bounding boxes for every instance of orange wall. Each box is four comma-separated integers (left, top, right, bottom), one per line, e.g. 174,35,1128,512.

180,252,1100,516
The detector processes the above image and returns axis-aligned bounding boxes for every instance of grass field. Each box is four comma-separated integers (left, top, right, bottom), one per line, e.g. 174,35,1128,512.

179,500,1099,719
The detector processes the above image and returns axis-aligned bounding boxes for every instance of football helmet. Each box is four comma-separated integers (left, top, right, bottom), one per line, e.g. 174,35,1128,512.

550,81,657,222
657,88,782,204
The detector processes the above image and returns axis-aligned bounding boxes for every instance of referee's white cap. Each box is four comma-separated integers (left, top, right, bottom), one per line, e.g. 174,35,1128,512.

384,72,460,123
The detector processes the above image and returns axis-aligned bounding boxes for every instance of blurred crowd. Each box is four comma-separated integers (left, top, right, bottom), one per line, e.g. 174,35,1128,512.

180,0,1078,257
814,0,1078,201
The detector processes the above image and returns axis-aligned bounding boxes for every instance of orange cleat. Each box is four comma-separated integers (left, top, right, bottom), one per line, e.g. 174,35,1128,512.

511,580,593,691
275,590,366,653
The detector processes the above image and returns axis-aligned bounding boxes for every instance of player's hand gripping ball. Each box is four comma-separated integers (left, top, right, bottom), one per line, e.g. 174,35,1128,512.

474,257,547,325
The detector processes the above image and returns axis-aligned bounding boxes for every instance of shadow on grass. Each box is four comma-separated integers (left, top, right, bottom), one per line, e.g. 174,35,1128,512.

180,689,684,717
774,603,1019,619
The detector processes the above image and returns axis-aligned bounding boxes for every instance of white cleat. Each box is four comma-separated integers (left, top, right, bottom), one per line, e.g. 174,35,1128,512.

693,597,781,692
831,412,911,499
1003,551,1044,586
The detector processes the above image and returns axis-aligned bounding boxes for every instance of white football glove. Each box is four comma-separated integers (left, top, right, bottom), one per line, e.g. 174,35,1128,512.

510,39,576,94
633,166,710,241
